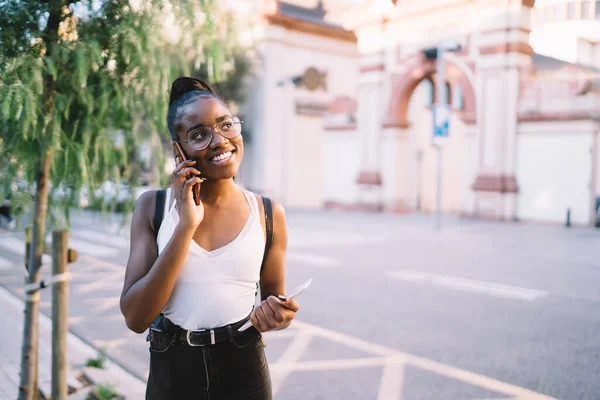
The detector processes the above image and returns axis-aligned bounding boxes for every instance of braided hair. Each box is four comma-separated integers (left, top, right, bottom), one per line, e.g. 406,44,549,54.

166,77,227,138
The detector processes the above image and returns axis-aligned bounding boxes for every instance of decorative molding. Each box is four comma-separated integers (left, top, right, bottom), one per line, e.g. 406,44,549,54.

356,171,383,185
472,175,519,193
479,42,534,56
265,14,357,42
522,0,536,8
480,27,532,35
324,200,384,212
382,121,411,129
360,64,385,73
324,124,357,131
518,112,598,123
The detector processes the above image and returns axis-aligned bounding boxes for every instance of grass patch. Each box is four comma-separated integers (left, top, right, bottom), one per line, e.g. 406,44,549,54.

85,351,106,369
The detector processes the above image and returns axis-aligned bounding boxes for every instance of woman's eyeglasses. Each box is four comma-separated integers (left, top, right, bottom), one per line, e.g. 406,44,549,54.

175,117,243,151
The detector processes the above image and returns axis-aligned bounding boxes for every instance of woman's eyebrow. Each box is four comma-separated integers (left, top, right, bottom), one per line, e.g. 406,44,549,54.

186,115,232,133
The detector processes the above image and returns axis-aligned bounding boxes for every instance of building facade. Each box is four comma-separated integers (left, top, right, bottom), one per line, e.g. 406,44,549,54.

240,0,600,226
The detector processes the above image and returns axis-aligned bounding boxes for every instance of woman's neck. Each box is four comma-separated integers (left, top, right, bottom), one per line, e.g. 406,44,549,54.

199,178,238,205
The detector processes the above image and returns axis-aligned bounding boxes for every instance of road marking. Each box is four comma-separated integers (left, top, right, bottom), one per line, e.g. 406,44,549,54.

291,321,556,399
288,229,385,249
76,272,124,294
378,358,405,400
72,255,125,272
286,252,340,267
0,237,52,264
74,230,130,250
271,332,312,397
386,270,548,301
0,255,15,270
86,297,121,313
272,356,390,371
66,238,119,257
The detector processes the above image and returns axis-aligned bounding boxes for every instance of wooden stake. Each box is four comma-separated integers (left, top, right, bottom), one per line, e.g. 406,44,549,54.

51,230,69,400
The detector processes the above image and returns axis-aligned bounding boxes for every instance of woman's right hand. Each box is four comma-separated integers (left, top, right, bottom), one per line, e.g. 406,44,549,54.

173,158,204,229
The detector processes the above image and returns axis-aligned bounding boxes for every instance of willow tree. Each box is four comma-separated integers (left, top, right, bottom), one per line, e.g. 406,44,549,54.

0,0,241,398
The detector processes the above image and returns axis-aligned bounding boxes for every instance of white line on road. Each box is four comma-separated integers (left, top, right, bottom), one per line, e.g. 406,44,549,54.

76,272,124,294
64,237,119,257
292,321,556,399
377,358,405,400
74,230,130,250
86,296,121,313
0,255,15,270
271,332,313,397
286,252,340,267
0,237,52,264
271,356,390,371
386,270,548,301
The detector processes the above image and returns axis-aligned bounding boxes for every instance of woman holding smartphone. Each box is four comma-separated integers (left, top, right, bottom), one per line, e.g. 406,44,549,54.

120,77,299,399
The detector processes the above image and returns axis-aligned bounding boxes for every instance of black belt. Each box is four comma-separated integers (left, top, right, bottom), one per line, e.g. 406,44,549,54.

171,317,253,347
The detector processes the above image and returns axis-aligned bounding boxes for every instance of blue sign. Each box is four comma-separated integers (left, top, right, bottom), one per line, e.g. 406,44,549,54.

433,104,451,138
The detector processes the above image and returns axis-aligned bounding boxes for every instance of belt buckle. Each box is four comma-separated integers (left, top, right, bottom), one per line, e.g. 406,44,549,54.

186,329,216,346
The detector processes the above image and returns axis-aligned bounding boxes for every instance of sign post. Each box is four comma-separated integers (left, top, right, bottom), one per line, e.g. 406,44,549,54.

424,43,460,230
434,45,449,230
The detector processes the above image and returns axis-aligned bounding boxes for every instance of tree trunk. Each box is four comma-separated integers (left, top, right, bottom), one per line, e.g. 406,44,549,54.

18,2,65,398
18,147,53,400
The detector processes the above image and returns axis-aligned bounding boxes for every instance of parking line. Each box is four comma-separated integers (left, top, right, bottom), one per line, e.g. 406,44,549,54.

292,321,556,399
271,333,313,397
386,270,548,301
377,358,405,400
0,237,52,264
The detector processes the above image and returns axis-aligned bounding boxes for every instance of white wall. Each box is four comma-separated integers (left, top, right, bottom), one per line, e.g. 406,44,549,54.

516,127,593,225
322,131,360,204
247,24,358,208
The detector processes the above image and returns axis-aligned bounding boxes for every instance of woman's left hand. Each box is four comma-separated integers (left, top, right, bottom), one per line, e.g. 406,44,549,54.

250,296,300,332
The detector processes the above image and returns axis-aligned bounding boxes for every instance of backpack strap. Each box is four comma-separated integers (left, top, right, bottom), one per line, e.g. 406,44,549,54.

260,196,274,272
153,189,167,238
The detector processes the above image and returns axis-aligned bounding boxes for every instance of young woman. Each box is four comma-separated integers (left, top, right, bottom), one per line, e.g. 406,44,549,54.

120,77,299,399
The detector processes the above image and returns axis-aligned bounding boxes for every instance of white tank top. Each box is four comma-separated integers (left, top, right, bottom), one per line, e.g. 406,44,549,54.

156,188,265,330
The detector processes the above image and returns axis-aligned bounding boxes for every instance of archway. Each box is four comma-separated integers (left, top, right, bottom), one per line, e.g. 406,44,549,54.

384,52,478,214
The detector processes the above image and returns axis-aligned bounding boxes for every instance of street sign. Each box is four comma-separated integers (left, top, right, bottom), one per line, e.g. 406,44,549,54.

433,104,451,139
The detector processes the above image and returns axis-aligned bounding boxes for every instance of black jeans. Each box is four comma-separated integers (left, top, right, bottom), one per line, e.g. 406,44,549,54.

146,327,272,400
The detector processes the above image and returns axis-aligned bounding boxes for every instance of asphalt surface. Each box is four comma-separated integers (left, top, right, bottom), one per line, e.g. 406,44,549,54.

1,209,599,399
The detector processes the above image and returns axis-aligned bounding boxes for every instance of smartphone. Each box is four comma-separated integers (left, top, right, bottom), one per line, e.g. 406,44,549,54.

237,278,313,332
172,141,202,206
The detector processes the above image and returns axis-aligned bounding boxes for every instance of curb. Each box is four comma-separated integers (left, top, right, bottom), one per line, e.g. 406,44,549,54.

0,285,146,397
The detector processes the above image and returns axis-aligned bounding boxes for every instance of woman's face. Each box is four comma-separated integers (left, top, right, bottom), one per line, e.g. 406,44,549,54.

173,97,243,180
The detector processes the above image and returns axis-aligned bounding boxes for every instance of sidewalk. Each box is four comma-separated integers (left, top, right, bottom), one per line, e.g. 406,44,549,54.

0,284,146,399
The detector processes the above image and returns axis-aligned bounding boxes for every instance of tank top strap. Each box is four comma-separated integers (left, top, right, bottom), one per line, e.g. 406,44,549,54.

241,189,259,218
166,188,176,213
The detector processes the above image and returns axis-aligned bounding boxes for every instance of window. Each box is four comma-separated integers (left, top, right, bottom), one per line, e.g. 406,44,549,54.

582,1,590,18
596,1,600,19
452,85,464,111
423,78,434,106
567,1,576,19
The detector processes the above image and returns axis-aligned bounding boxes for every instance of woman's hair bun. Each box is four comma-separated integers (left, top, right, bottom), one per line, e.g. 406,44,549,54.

168,77,216,107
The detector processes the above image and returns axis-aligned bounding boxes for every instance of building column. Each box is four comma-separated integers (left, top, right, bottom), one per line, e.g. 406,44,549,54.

471,1,535,220
355,52,385,210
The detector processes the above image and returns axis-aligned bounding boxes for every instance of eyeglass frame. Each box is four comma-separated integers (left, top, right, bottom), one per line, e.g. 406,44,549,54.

173,116,244,151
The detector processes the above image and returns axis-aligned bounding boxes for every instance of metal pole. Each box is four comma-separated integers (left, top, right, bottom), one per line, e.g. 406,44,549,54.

435,46,446,230
51,230,69,400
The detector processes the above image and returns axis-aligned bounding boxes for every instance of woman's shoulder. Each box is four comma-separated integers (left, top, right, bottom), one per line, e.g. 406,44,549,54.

242,189,285,218
133,189,165,225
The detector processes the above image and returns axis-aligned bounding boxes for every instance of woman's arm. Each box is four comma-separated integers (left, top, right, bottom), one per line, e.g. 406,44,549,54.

119,190,196,333
251,200,299,332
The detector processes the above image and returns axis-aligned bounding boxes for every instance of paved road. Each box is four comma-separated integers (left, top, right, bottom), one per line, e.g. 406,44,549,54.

1,209,599,399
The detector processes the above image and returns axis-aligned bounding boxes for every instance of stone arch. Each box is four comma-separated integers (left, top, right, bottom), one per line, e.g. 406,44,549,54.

383,55,477,128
